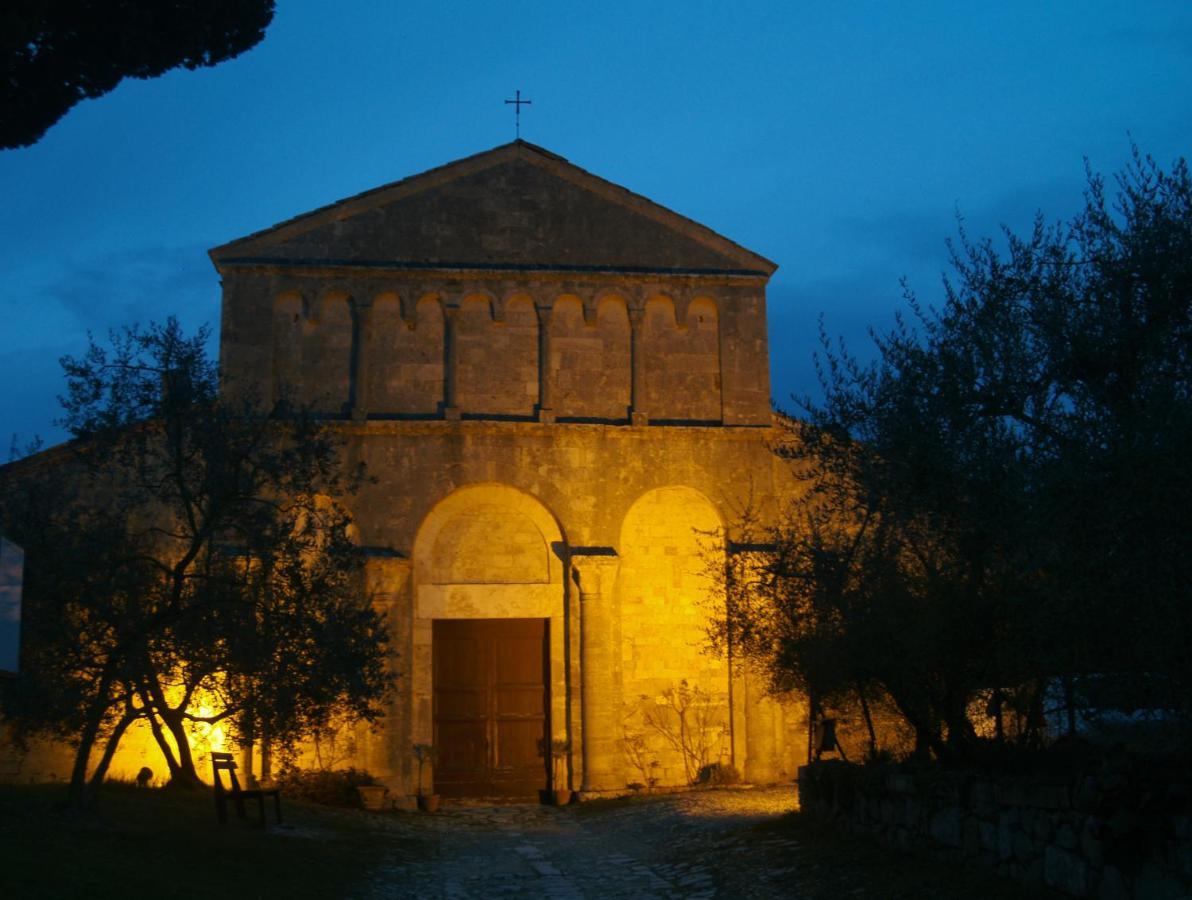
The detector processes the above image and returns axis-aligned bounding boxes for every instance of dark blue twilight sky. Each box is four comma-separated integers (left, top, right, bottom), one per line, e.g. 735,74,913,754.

2,1,1191,450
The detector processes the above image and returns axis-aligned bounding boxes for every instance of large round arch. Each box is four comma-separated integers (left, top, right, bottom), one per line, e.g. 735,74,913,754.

410,483,569,798
617,485,729,787
412,482,566,594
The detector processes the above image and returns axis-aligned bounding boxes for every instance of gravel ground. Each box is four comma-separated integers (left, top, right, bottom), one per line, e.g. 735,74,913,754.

355,785,1052,899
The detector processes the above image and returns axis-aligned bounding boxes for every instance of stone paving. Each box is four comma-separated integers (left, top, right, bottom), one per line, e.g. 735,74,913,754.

361,786,803,899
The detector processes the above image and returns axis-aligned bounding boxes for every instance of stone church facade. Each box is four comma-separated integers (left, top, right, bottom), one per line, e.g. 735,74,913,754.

209,141,806,798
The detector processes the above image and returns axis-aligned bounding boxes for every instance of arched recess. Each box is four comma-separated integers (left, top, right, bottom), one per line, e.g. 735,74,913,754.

413,483,566,599
617,485,729,787
410,484,569,795
367,293,444,415
309,291,355,415
642,294,721,421
271,291,304,405
455,293,538,417
551,294,631,419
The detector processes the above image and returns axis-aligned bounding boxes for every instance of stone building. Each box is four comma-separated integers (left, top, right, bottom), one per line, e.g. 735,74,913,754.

11,141,808,795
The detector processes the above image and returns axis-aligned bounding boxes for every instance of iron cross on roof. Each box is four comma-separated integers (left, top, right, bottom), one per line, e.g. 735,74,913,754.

504,90,532,139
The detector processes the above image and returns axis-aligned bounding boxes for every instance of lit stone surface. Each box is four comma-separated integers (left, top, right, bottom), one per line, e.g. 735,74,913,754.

4,142,811,793
218,143,804,795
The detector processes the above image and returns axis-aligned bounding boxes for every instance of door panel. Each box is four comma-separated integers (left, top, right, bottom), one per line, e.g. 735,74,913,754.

433,618,549,797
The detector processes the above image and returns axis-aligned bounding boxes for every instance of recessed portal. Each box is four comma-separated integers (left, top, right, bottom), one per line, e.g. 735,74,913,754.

432,618,549,798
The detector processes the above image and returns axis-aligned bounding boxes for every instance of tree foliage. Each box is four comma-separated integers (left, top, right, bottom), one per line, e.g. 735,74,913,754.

728,150,1192,758
2,1,274,149
0,319,393,808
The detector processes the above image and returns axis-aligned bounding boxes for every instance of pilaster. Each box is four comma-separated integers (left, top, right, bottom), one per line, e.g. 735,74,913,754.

628,306,648,425
570,550,623,794
363,552,412,789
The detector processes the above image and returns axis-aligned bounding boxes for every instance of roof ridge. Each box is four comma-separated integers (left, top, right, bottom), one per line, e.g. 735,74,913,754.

208,142,777,275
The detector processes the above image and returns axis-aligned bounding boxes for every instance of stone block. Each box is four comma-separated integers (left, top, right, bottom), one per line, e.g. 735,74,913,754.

998,812,1017,861
1134,863,1188,900
1173,815,1192,840
1098,865,1128,900
1056,823,1079,850
1044,845,1088,897
1013,828,1037,862
980,820,998,852
1034,811,1055,842
929,806,962,848
1027,781,1072,810
1080,822,1103,868
963,815,982,856
1024,857,1044,888
971,780,995,815
995,781,1026,806
392,794,419,812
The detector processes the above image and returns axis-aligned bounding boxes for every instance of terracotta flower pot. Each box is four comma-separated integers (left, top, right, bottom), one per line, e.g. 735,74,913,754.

356,785,389,811
552,788,572,806
417,793,440,813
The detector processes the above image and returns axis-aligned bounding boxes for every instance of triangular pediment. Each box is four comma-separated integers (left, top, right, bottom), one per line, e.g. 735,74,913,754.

210,142,776,276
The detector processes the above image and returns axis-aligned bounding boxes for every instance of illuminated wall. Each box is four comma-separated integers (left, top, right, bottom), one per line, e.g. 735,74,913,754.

619,487,728,786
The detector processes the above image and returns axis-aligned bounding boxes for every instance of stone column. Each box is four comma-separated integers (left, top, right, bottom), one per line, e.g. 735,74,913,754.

571,552,623,794
364,552,412,791
628,306,648,425
536,303,555,423
350,298,373,420
442,303,461,420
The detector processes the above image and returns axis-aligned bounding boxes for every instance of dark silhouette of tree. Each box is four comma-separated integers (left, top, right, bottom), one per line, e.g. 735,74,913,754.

0,319,393,809
2,1,275,149
720,149,1192,758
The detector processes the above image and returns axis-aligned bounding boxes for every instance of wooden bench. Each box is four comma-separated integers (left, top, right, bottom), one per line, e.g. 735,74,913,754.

211,751,282,825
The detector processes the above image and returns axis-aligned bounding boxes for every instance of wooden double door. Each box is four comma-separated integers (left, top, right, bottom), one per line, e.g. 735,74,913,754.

432,618,549,798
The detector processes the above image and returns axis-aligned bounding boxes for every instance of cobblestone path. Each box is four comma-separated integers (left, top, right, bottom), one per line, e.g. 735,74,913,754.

363,786,805,899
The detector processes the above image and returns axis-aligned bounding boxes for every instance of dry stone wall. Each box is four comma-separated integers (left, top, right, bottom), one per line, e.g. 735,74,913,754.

798,760,1192,900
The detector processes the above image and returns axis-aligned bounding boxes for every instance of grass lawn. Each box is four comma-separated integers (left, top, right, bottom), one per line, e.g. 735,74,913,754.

0,782,425,899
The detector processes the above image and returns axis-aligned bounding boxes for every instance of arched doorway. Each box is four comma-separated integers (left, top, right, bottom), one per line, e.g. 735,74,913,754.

411,484,567,797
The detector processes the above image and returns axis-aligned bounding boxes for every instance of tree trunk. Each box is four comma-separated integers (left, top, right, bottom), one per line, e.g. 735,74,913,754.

67,711,103,811
84,710,137,808
856,685,878,759
160,709,202,788
141,675,203,787
67,674,114,811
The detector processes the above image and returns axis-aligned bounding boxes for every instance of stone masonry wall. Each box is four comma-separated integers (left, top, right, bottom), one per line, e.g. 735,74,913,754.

218,270,772,426
797,760,1192,900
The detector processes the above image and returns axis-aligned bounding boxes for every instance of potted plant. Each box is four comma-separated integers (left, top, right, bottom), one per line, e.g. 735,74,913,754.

355,774,389,811
549,738,572,806
413,743,440,812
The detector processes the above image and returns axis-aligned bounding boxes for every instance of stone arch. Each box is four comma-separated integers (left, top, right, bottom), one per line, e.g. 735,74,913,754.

617,485,729,787
497,289,535,323
413,483,565,590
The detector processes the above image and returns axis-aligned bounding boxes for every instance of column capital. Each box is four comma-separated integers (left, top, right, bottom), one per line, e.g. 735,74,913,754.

570,549,620,595
363,549,411,597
